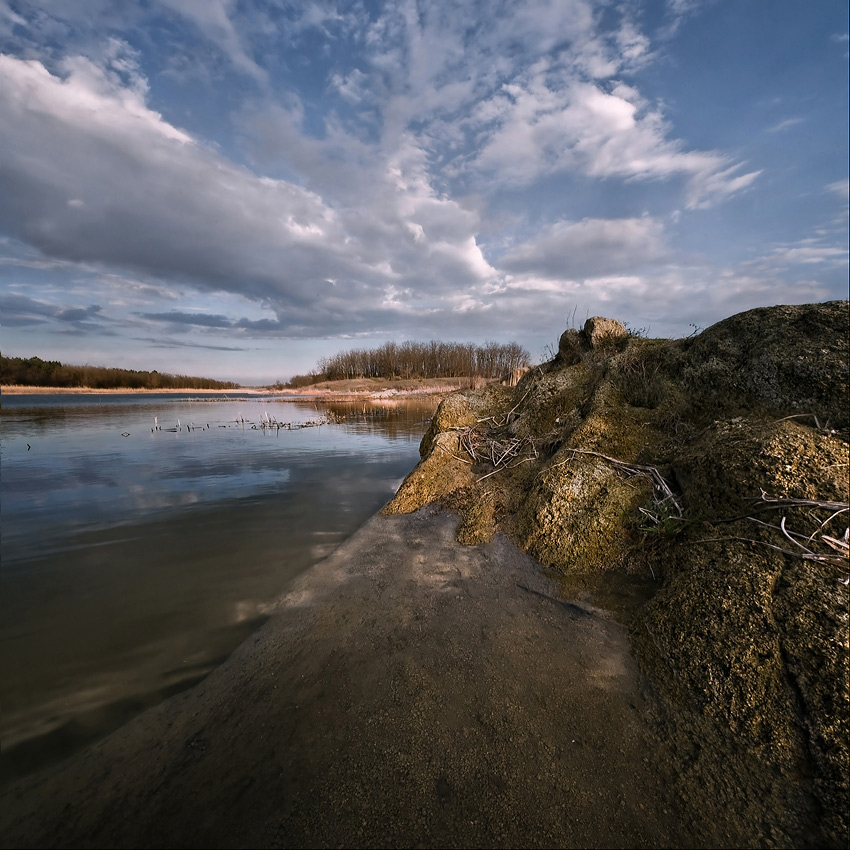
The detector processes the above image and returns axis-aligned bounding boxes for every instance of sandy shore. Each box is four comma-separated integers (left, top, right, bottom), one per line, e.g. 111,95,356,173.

0,509,763,849
1,383,461,399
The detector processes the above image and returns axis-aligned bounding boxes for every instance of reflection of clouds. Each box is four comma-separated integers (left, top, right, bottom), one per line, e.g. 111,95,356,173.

3,397,434,768
7,455,119,494
1,636,220,750
231,599,277,624
3,398,425,565
128,485,200,511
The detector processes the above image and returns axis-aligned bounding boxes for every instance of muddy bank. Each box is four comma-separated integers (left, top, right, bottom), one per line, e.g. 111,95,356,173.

0,508,774,850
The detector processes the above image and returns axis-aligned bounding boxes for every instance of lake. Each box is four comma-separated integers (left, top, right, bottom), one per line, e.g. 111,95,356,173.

0,392,438,782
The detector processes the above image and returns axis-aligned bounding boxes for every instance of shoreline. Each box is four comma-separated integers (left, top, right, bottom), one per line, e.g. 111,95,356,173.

1,381,469,399
1,385,264,395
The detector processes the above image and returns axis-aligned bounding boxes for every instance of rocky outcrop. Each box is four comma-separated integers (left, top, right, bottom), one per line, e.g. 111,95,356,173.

556,316,629,365
385,300,849,848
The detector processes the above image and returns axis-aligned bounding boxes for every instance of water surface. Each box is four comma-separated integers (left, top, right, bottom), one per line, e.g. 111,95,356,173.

1,393,436,781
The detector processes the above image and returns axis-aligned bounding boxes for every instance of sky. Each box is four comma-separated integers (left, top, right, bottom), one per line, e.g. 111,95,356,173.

0,1,847,385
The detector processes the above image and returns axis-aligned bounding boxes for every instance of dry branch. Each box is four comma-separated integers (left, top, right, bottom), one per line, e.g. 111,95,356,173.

757,490,848,512
555,448,683,517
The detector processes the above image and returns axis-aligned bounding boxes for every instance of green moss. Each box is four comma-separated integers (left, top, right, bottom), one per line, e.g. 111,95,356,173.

518,452,654,572
418,393,478,456
383,431,476,515
672,419,849,521
455,488,497,545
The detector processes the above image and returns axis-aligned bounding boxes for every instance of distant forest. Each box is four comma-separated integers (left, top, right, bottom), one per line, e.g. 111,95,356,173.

1,355,241,390
287,340,531,387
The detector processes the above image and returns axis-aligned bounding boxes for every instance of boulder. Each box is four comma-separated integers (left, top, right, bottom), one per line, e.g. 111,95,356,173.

556,328,585,365
583,316,628,350
682,300,849,427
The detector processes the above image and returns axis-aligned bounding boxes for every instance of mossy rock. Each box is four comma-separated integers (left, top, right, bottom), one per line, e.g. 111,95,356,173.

583,316,628,350
772,558,849,843
464,382,515,420
418,385,514,456
565,380,658,463
518,449,653,572
609,337,688,413
635,538,796,744
418,393,478,456
455,488,497,545
672,418,849,521
634,524,849,846
680,300,849,427
384,430,476,514
388,302,849,843
507,361,598,440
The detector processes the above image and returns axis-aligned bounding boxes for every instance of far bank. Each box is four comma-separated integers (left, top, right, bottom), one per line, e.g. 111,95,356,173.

1,376,492,399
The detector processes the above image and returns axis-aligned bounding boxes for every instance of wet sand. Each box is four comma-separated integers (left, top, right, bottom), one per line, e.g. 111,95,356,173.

1,508,707,848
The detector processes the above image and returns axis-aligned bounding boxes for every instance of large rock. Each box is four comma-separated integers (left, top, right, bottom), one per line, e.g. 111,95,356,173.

556,328,585,365
681,300,849,427
386,300,849,846
417,393,477,456
583,316,628,350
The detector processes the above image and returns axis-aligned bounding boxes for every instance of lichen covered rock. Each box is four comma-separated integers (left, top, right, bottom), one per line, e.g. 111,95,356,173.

556,328,585,365
418,392,477,456
384,430,476,515
519,451,653,572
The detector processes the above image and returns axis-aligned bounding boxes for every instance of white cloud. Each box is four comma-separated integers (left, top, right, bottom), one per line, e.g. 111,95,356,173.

482,265,831,345
756,238,849,269
0,53,190,143
0,0,26,31
468,66,761,207
0,53,496,337
2,0,844,367
243,1,758,213
500,217,668,278
827,179,849,201
685,162,762,209
328,68,369,103
158,0,267,84
766,117,804,133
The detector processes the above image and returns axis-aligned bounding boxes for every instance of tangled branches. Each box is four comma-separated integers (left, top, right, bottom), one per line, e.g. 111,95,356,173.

454,426,540,481
700,492,850,583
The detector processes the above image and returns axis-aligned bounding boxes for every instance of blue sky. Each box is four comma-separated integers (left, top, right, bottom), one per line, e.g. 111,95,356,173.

1,0,847,385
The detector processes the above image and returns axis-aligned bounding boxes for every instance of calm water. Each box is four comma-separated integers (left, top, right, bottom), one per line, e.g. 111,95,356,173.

0,392,437,782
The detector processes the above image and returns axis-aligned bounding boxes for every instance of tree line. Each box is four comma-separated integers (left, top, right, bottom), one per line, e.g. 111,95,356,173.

287,340,530,386
1,355,241,390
